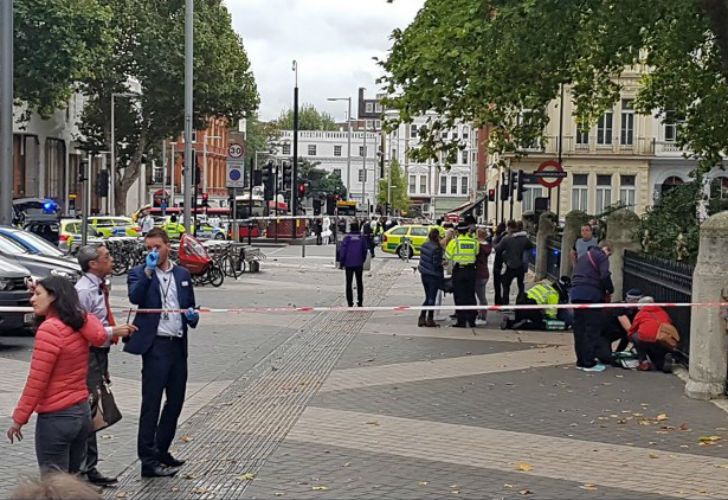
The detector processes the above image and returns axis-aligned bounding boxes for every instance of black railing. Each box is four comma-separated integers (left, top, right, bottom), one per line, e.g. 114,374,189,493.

546,234,562,281
623,250,694,356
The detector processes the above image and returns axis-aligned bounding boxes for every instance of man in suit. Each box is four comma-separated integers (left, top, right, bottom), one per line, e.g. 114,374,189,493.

125,228,199,478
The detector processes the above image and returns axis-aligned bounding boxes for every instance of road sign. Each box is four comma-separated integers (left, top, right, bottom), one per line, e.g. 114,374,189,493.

534,160,566,189
227,160,245,188
228,143,244,159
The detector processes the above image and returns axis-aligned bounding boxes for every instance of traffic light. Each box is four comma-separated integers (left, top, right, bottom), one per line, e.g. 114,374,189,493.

516,169,528,202
262,162,274,200
510,171,518,193
313,198,322,216
298,181,307,198
201,192,209,207
282,161,292,190
488,189,496,202
253,169,262,186
500,183,510,201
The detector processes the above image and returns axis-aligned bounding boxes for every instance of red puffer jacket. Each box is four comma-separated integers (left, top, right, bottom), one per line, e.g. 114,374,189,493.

629,305,672,343
12,314,108,425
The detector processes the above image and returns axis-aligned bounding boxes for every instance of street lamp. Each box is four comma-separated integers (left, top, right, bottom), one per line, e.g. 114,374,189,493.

327,97,352,195
291,60,299,221
111,91,139,215
0,0,12,225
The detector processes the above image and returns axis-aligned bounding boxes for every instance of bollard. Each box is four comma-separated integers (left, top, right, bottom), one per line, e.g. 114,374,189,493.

534,212,557,281
559,210,589,278
685,211,728,400
604,208,641,300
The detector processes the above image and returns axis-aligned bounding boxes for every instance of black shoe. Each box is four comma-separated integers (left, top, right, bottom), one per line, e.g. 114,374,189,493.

662,353,674,374
86,469,118,485
452,323,467,328
159,454,186,468
142,465,178,478
468,322,476,328
500,316,510,330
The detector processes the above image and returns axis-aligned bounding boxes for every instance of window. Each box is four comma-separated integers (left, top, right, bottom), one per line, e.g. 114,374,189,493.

452,132,459,140
419,175,427,194
410,227,428,237
572,174,588,211
359,169,367,183
523,187,543,212
282,144,291,155
665,111,682,142
461,150,468,165
462,128,469,139
597,111,613,145
619,174,636,209
710,176,728,199
359,146,366,157
461,176,468,195
409,175,416,194
308,145,316,156
365,102,374,113
576,122,589,146
332,169,342,178
620,99,634,146
391,148,398,161
411,124,418,138
450,177,458,195
596,174,613,213
391,227,408,236
441,131,448,139
440,175,447,194
334,145,342,157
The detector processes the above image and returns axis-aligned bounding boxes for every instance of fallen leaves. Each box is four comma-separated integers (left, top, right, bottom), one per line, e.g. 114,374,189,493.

699,435,722,446
192,487,209,495
418,481,429,487
656,413,669,422
311,486,329,491
237,473,256,481
648,453,659,459
115,493,127,499
183,473,197,480
516,462,534,472
365,420,381,427
519,489,533,495
179,435,193,443
580,484,598,491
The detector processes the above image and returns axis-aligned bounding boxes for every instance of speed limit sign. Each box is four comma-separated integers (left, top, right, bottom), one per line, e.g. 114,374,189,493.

228,143,243,159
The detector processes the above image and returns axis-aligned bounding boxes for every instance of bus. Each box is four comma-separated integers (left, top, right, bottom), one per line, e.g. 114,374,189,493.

336,200,357,216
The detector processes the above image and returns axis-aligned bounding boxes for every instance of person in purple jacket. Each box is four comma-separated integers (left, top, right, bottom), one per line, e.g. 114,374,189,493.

338,221,369,307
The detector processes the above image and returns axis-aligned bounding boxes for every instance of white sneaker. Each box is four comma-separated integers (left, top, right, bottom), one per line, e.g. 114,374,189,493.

475,319,488,327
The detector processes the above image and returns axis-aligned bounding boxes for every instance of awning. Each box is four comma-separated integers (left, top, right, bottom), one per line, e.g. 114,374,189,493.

447,195,487,216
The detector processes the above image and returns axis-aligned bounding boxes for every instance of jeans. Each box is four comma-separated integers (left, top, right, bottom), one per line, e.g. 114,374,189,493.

501,266,526,305
572,300,612,368
345,266,364,307
35,401,91,475
475,278,488,320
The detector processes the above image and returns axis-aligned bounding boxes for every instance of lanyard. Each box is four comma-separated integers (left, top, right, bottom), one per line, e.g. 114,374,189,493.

157,268,175,309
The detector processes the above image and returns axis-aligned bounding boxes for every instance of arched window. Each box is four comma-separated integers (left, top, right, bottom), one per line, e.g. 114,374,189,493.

661,176,684,195
710,176,728,200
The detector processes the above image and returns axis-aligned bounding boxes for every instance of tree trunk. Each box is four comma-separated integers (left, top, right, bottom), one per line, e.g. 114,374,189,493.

114,132,148,214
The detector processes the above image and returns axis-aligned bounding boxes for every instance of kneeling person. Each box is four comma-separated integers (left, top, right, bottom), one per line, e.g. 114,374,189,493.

501,277,572,331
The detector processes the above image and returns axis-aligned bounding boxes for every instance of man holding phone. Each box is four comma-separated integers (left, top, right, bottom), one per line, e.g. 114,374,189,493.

125,228,199,478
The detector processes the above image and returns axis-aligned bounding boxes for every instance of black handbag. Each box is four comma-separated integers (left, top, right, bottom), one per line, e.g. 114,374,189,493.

91,382,122,432
441,277,453,294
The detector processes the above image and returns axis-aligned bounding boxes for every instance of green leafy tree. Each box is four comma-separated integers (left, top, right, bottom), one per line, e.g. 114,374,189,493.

381,0,728,176
245,115,281,164
14,0,112,118
78,0,259,213
298,160,347,198
276,104,338,131
378,159,409,215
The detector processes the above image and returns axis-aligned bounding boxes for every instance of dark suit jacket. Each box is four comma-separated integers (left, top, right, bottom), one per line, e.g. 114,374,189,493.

124,264,198,356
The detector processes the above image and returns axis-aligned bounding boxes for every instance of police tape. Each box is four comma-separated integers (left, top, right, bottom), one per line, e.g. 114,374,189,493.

1,302,727,316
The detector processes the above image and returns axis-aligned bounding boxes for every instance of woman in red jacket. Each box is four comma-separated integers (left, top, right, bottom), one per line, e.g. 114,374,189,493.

6,276,132,474
628,297,675,373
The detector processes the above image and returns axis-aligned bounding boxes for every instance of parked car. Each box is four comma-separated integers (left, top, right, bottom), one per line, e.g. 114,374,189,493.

0,255,33,334
0,233,82,283
89,216,140,238
0,226,66,258
381,224,432,258
58,219,103,253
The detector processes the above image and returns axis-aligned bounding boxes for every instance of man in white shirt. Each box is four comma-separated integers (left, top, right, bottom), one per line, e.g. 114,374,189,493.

140,210,155,236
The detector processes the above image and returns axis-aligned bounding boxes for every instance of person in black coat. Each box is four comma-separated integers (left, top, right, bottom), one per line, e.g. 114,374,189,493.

495,220,534,305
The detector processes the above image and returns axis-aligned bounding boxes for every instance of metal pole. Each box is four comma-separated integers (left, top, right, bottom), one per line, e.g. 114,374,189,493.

292,61,299,238
183,0,194,233
248,157,253,245
274,162,278,243
161,139,167,204
203,139,208,194
0,0,12,225
109,94,115,215
509,166,514,221
361,123,366,211
347,98,352,195
556,84,564,219
495,180,500,225
170,142,176,205
232,187,238,242
82,153,91,246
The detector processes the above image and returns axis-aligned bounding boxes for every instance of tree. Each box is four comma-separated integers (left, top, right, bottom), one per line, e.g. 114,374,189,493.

245,115,281,164
378,159,409,215
276,104,338,131
14,0,112,118
381,0,728,176
298,160,347,198
78,0,259,213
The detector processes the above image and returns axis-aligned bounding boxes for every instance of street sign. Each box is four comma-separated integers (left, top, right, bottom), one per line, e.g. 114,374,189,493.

227,160,245,188
534,160,566,189
228,143,244,159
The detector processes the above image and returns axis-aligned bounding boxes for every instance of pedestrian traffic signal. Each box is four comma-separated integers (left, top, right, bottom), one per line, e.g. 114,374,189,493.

516,169,528,202
488,189,496,202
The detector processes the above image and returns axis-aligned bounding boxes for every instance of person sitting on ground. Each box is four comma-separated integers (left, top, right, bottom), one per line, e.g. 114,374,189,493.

501,276,572,331
628,296,676,373
12,472,102,500
600,288,643,356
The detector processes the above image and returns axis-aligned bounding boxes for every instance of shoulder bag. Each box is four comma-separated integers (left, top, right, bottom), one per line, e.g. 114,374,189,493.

646,311,680,351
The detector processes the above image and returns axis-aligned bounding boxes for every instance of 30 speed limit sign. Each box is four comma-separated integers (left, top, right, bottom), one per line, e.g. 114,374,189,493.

228,143,244,159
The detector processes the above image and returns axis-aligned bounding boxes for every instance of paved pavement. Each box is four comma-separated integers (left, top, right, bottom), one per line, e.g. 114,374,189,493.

1,244,726,499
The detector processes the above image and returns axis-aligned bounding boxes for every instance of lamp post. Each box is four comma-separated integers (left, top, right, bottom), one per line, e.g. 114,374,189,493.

327,97,352,195
0,0,12,225
110,91,139,215
183,0,194,233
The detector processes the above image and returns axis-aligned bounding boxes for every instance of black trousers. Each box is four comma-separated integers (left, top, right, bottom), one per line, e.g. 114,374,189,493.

83,347,109,474
345,266,364,307
35,402,91,475
501,266,526,305
453,265,477,326
572,301,612,367
634,339,668,370
138,337,188,471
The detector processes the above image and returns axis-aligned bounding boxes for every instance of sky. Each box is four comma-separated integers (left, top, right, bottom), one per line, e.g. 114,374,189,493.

226,0,425,122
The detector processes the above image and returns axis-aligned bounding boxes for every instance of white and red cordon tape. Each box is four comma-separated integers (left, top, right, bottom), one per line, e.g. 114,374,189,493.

1,302,727,315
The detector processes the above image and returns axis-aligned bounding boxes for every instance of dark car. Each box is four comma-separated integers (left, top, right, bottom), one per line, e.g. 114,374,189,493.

0,226,66,258
0,256,33,334
0,233,81,283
